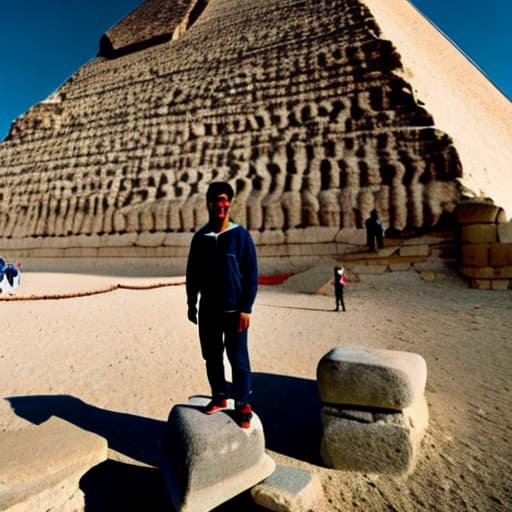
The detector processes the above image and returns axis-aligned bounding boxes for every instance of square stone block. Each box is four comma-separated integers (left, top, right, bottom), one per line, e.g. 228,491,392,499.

461,224,497,243
317,346,427,410
461,244,490,267
320,396,428,475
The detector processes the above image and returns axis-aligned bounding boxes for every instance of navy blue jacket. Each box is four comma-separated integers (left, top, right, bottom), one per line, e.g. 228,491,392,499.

186,222,258,313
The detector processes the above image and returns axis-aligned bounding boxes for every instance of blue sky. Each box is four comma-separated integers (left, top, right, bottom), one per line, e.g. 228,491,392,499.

0,0,510,141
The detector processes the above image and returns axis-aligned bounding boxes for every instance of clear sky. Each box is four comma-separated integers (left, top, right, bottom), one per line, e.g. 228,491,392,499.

0,0,510,141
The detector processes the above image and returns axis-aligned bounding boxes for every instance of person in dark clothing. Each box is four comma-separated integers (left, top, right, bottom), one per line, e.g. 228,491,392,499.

186,182,258,428
365,209,384,252
334,266,347,312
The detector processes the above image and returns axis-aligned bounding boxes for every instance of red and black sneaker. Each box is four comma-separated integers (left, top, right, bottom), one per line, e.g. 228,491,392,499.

235,404,253,429
203,398,228,415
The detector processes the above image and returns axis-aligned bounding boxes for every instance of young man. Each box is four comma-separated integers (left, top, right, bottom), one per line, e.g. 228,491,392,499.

186,182,258,428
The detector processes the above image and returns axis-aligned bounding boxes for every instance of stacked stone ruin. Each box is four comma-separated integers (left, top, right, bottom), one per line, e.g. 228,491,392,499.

0,0,472,266
317,346,429,475
456,201,512,290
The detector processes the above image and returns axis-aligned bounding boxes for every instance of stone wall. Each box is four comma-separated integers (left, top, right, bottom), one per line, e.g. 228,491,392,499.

456,202,512,290
0,0,503,263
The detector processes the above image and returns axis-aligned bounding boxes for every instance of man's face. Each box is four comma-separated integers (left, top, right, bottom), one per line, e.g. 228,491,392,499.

208,193,231,222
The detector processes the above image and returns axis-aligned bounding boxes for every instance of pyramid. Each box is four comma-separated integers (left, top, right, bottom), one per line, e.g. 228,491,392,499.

0,0,510,264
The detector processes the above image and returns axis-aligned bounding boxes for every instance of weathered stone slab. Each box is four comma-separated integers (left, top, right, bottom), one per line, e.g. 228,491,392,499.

251,465,325,512
163,397,275,512
317,346,427,410
388,262,412,271
350,264,388,275
320,395,429,475
0,417,107,511
398,244,430,257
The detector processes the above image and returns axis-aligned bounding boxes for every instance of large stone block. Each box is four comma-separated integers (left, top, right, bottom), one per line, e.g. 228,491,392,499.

461,224,497,244
456,202,506,225
251,465,325,512
461,244,490,267
317,346,427,410
489,243,512,267
320,396,429,475
163,397,275,512
0,417,107,511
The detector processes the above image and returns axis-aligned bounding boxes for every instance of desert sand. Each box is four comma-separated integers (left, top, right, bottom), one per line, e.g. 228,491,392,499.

0,262,511,511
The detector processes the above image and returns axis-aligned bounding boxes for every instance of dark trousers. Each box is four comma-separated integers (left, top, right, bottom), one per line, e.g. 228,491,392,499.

335,286,346,311
198,309,251,405
366,230,383,251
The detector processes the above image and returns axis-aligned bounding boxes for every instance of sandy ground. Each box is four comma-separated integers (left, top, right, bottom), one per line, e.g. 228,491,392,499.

0,263,511,511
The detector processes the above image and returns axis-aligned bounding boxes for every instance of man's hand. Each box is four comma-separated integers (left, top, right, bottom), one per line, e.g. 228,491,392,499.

238,312,251,333
188,306,197,324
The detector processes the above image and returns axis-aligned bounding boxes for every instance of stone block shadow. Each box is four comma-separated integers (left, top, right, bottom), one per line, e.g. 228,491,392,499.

251,372,323,465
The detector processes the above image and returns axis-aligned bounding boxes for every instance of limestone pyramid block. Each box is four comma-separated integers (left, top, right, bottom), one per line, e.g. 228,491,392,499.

317,346,427,410
162,397,275,512
320,395,429,475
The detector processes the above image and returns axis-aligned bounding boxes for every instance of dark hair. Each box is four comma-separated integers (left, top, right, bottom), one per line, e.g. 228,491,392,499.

206,181,234,202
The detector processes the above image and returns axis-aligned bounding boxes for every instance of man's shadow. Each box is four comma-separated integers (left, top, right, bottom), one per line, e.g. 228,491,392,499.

6,394,166,467
6,373,323,509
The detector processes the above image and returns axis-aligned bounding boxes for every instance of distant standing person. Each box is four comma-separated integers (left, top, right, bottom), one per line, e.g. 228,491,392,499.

186,181,258,429
334,266,347,312
365,209,384,252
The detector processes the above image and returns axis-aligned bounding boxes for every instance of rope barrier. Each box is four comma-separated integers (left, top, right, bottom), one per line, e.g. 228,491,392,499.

0,273,294,302
0,280,186,302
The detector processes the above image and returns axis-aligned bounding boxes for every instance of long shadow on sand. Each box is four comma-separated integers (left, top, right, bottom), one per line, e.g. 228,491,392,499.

251,372,323,465
6,394,166,467
6,372,322,509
